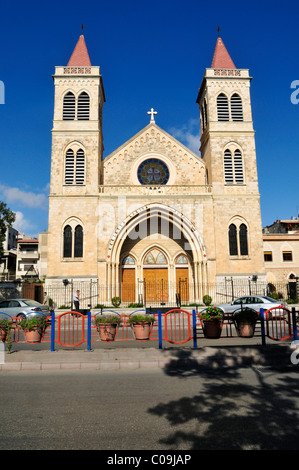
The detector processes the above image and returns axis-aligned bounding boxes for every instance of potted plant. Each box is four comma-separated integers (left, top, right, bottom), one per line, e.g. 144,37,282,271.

0,318,12,343
18,316,48,343
128,314,155,340
94,314,121,342
200,306,223,338
233,308,258,338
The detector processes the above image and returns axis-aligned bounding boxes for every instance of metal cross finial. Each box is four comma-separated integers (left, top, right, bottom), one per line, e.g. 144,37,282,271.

147,108,157,123
217,26,221,37
81,24,85,34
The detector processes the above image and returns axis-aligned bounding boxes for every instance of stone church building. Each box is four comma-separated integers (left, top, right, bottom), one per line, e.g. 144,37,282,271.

46,34,266,306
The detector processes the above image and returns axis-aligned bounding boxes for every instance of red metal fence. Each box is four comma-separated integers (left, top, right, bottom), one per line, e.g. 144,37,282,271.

1,306,298,349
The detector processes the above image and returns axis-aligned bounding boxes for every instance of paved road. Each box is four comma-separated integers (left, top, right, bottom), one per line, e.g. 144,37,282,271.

1,367,299,451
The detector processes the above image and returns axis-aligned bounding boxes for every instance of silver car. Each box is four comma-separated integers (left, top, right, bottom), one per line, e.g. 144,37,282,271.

0,298,49,320
216,295,288,317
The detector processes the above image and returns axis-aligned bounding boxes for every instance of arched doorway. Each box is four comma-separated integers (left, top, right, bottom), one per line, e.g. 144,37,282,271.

143,248,169,304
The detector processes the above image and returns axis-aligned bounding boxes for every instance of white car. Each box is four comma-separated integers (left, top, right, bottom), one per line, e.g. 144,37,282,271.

216,295,288,317
0,298,49,320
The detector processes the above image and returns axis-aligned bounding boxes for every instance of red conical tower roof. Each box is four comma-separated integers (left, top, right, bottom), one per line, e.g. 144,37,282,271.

211,37,236,69
67,34,91,66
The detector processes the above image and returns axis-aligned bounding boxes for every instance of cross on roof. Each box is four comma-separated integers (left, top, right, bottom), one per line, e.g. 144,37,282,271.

147,108,157,123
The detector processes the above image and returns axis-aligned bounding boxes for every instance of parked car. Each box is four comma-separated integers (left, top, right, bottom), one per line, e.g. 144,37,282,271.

0,299,49,320
216,295,288,317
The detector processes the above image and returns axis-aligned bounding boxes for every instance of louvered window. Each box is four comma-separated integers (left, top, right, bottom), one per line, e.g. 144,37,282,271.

75,149,85,184
63,225,72,258
229,224,238,255
224,150,233,183
74,225,83,257
65,149,74,184
77,92,90,120
217,93,229,121
231,94,243,121
234,150,244,183
63,92,75,120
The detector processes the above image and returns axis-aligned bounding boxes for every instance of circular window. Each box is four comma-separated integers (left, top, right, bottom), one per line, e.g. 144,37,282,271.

137,159,170,185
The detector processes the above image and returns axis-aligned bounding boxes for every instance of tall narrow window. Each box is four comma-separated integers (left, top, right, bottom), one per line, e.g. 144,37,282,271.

239,224,248,255
74,225,83,257
63,225,72,258
224,150,233,183
230,93,243,121
217,93,229,121
229,224,238,255
63,92,75,120
234,150,244,183
77,92,90,120
75,149,85,184
65,149,74,184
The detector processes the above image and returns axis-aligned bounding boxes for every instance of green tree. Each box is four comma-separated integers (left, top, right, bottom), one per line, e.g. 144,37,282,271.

0,201,16,259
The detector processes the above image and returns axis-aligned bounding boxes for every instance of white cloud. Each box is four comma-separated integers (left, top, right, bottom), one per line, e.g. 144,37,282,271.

168,119,201,156
0,184,48,209
13,211,36,234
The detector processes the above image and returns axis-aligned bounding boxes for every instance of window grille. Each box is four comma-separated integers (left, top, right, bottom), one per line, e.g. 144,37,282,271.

77,92,90,120
63,92,75,120
65,149,74,184
217,93,229,121
230,93,243,121
75,149,85,184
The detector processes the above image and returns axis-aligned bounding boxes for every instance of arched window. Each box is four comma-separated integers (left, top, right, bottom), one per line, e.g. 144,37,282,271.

239,224,248,255
74,225,83,257
175,255,188,264
122,256,135,265
224,150,233,183
224,149,244,184
217,93,229,121
63,92,75,120
144,249,167,265
77,92,90,120
230,93,243,121
229,224,238,255
63,223,84,258
229,221,249,256
75,149,85,184
65,148,85,185
65,149,74,184
63,225,72,258
234,150,244,183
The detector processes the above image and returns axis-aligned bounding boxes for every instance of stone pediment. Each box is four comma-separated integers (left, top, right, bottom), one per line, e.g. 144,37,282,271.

103,122,206,186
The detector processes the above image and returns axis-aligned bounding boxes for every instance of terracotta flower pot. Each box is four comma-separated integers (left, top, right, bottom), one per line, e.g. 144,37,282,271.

97,323,118,342
131,322,152,340
23,328,43,343
235,321,256,338
0,328,8,343
202,319,222,339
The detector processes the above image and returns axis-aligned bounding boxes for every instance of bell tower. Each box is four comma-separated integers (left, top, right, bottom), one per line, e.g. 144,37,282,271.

196,35,258,192
50,33,105,195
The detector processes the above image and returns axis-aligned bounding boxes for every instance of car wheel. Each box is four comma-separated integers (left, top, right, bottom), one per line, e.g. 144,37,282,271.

17,313,26,318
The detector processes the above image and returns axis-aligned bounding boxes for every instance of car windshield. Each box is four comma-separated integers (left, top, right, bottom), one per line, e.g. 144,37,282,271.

23,300,42,306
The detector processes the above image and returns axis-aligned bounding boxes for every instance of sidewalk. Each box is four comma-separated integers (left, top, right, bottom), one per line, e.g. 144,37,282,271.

1,337,296,371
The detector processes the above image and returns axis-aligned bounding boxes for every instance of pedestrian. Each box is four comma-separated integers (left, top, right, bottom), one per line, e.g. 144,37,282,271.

43,292,50,306
73,290,80,312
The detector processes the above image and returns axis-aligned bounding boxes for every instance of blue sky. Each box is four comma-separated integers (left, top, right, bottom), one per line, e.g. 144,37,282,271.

0,0,298,236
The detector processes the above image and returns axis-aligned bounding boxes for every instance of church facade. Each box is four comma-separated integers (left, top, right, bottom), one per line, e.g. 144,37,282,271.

46,34,265,306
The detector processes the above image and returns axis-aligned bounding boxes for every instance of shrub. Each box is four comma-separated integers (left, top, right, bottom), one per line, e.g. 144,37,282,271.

203,294,212,306
111,296,121,308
